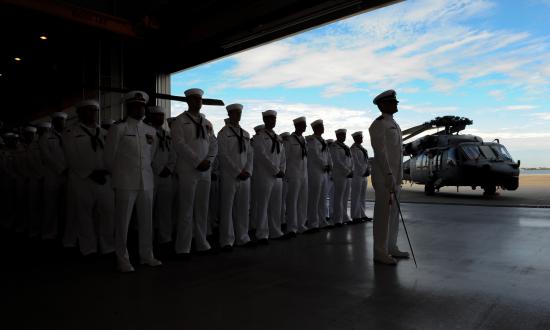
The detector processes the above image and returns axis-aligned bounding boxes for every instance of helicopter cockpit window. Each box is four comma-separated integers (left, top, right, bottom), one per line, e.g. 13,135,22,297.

461,145,481,160
491,145,514,161
479,145,498,160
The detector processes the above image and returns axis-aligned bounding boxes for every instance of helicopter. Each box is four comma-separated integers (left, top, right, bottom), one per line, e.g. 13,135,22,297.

401,116,520,196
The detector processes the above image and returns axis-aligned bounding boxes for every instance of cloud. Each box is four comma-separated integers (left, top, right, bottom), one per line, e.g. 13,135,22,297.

504,105,538,111
531,113,550,120
488,89,505,100
224,0,548,97
172,99,376,142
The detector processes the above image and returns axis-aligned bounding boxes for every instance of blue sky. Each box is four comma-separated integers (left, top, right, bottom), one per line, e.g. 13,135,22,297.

172,0,550,167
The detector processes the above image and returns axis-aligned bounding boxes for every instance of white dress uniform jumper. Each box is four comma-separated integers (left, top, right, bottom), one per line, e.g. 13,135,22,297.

329,141,354,225
151,127,176,244
217,123,253,247
64,124,115,255
253,129,286,239
283,133,308,233
171,111,218,253
350,142,370,220
39,128,67,239
306,134,333,229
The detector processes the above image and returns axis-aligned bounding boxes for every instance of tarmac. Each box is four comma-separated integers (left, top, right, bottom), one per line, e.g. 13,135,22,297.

2,201,550,329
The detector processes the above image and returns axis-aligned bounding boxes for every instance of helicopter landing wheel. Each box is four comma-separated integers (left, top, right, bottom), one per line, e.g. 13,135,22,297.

482,185,497,196
424,182,436,196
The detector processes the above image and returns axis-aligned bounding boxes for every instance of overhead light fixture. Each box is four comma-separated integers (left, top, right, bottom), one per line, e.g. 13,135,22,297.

14,57,22,62
40,35,48,40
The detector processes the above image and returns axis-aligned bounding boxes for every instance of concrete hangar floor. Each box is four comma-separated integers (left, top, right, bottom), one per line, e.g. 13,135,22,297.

1,202,549,330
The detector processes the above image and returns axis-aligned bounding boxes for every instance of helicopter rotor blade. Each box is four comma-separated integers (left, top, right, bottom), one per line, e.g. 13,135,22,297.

91,86,225,106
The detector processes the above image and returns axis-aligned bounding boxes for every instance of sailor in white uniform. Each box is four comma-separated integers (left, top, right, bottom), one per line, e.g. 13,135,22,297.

146,106,176,245
249,124,265,232
64,100,114,256
22,126,44,238
171,88,218,255
253,110,286,243
350,131,371,223
39,112,68,239
329,129,353,226
369,89,409,265
305,120,332,231
284,117,308,236
279,132,290,228
217,104,254,249
104,91,162,272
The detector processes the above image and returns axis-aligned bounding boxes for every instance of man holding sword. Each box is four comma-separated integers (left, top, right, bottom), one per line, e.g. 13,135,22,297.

369,90,410,265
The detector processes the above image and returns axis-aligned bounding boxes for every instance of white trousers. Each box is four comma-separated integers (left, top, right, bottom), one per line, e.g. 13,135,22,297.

219,175,251,247
280,180,287,225
343,178,351,223
208,175,220,235
175,172,211,254
351,176,368,219
331,174,350,224
307,171,330,229
42,174,65,239
326,179,334,220
254,175,284,239
154,175,174,244
27,178,43,238
285,174,308,233
75,176,114,255
115,188,154,264
372,178,401,257
63,177,78,248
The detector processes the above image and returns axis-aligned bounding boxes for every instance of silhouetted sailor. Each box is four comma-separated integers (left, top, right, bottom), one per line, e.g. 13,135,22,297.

350,131,371,223
39,112,67,240
253,110,286,243
306,120,333,231
329,129,353,226
369,89,409,265
171,88,218,256
284,118,309,236
104,91,162,272
217,104,254,249
145,106,176,246
64,100,114,257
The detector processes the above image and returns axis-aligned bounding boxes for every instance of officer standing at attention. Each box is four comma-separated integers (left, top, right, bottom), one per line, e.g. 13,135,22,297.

171,88,218,256
39,112,68,240
146,106,176,247
64,100,114,257
330,129,353,227
217,104,254,250
279,131,290,228
369,89,409,265
305,119,332,231
249,124,265,232
253,110,286,243
350,131,372,223
104,91,162,272
284,117,308,236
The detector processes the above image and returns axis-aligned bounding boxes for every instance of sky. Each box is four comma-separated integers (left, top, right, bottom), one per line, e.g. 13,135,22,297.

171,0,550,167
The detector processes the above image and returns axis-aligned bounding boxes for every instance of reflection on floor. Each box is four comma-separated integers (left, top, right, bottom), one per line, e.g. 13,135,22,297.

2,204,550,330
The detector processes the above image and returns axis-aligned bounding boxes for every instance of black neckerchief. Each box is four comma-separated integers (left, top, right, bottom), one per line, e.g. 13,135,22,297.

80,125,104,152
53,129,63,147
265,130,280,154
293,134,307,159
156,129,170,152
229,126,245,153
185,112,206,139
337,141,351,157
315,135,327,152
357,144,368,160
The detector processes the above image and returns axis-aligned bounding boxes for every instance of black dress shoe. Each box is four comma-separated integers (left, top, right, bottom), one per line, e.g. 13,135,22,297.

273,235,289,241
175,252,191,261
335,223,343,227
221,245,233,252
362,216,373,222
303,228,320,234
286,232,297,239
257,238,269,245
352,218,363,224
239,241,257,248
